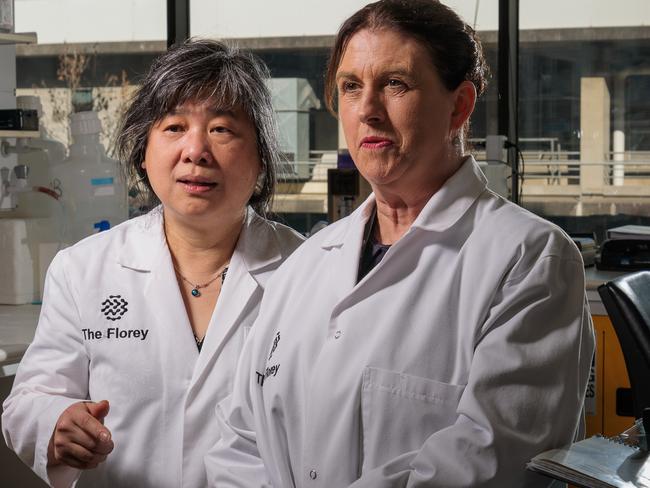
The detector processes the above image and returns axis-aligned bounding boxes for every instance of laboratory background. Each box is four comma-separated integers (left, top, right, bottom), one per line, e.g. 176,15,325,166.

1,0,649,485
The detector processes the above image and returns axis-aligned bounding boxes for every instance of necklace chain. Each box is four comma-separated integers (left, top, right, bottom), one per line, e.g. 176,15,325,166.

174,263,229,298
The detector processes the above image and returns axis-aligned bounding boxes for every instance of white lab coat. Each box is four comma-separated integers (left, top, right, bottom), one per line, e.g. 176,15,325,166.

205,157,595,487
2,207,304,488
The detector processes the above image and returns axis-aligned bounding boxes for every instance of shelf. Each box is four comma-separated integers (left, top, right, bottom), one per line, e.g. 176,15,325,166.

0,32,37,45
0,130,40,138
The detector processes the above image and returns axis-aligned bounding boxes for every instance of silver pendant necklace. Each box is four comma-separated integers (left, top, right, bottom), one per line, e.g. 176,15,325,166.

174,264,229,298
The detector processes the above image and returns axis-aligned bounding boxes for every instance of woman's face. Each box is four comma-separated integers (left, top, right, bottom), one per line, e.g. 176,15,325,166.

143,99,261,226
336,28,475,197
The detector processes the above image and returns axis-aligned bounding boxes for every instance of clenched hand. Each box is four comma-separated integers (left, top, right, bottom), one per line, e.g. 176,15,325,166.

48,400,114,470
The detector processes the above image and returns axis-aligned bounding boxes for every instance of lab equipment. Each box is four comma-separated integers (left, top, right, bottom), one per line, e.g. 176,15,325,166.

0,162,59,303
6,96,66,218
606,225,650,241
0,109,37,131
571,236,597,268
598,272,650,420
0,97,67,303
326,150,372,222
597,239,650,271
0,164,28,210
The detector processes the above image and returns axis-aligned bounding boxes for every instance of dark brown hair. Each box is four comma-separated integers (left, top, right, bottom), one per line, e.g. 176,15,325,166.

325,0,488,115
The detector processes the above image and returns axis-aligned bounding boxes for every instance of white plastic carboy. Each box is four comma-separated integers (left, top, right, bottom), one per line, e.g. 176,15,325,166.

50,110,127,245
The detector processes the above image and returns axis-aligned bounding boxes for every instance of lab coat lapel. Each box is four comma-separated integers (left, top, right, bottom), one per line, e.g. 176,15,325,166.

322,197,376,309
188,252,257,386
188,209,282,388
147,244,199,368
119,209,199,372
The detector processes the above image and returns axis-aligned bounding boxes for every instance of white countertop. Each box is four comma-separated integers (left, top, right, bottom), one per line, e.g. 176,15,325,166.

584,267,628,291
0,305,40,372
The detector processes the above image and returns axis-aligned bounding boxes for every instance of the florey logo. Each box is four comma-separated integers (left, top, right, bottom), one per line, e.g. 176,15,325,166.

269,331,280,360
101,295,128,321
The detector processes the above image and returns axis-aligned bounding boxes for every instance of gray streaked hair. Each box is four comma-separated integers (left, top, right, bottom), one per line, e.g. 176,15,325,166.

116,38,278,215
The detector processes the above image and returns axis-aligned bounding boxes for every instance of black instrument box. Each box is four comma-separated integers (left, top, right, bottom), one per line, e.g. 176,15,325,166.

0,109,39,131
597,239,650,271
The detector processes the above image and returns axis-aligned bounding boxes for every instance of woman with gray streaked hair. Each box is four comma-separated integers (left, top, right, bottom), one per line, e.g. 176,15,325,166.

2,38,304,488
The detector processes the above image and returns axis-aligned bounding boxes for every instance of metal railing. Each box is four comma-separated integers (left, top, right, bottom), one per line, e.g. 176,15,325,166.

277,150,337,182
513,151,650,185
276,146,650,193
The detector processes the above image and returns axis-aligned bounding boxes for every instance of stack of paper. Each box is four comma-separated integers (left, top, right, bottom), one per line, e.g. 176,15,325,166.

527,435,650,488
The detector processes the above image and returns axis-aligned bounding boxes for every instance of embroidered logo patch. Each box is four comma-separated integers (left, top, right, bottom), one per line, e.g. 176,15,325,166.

101,295,128,321
269,331,281,360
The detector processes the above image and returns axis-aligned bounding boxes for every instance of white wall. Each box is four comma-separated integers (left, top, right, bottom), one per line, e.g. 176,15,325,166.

14,0,650,44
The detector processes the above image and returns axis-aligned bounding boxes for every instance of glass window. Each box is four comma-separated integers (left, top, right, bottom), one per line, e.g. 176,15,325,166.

12,0,650,238
14,1,165,150
519,0,650,242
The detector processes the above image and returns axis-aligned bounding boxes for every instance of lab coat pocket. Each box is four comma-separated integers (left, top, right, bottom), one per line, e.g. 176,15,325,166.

360,366,465,472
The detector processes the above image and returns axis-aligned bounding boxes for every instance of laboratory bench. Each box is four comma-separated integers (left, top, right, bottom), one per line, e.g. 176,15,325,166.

0,304,39,377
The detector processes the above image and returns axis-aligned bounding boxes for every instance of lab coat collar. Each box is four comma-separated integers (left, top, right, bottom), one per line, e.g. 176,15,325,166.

115,206,283,276
237,207,285,277
320,196,376,249
411,155,487,232
116,207,166,271
320,155,487,248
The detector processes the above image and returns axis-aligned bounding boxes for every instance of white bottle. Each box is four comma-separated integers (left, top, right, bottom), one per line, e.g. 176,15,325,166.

51,110,127,245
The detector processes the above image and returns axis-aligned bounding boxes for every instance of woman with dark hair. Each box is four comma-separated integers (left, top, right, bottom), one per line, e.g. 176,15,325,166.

2,39,303,487
206,1,594,486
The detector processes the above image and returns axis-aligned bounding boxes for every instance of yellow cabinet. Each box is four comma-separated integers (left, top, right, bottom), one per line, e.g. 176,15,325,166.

585,314,635,437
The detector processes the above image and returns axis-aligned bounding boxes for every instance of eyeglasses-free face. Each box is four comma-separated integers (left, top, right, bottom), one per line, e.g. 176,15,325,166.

336,28,476,200
143,100,261,228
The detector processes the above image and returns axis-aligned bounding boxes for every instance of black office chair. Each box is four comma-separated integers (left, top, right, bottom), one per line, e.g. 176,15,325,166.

598,271,650,420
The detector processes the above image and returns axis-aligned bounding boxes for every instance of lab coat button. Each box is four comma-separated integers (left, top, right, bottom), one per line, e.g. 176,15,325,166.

334,330,342,339
309,469,318,480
